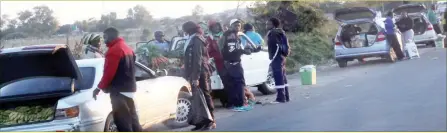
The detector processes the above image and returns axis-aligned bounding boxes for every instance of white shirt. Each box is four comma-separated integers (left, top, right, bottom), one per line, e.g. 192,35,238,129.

120,92,135,98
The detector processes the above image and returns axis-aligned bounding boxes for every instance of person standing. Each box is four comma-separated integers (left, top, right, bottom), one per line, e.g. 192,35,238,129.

219,19,253,111
384,11,405,60
396,11,415,57
243,23,264,47
92,27,142,132
428,5,442,34
80,33,103,59
266,17,290,104
182,21,216,131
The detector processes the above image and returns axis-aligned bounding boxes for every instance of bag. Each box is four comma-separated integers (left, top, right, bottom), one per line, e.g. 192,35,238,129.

187,85,213,126
279,33,290,57
405,41,420,59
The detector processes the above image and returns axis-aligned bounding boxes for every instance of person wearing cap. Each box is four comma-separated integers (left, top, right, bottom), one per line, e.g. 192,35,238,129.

153,31,171,53
266,17,290,104
79,33,103,59
219,19,254,112
92,27,142,131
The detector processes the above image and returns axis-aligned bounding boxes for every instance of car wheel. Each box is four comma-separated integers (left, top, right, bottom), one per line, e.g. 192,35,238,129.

337,59,348,68
385,48,397,63
257,70,276,95
104,114,118,132
165,91,192,128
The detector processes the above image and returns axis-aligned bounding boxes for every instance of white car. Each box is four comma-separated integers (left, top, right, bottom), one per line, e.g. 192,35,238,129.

0,44,192,131
392,4,438,47
168,34,276,96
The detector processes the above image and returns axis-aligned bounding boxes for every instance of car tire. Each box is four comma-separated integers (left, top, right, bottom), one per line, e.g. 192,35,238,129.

385,48,397,63
104,113,118,132
337,60,348,68
257,70,276,95
165,91,192,129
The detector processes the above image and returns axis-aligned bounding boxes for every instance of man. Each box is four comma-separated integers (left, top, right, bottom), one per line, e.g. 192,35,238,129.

384,11,405,60
153,31,171,53
243,23,265,48
80,33,103,59
92,27,142,132
266,17,290,104
428,5,442,34
219,19,253,112
396,11,415,57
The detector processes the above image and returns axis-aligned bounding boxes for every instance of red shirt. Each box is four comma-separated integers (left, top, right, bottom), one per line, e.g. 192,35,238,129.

206,35,224,72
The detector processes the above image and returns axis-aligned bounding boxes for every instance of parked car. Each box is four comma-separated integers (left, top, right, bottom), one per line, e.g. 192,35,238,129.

0,44,192,131
333,7,402,68
168,34,276,96
392,4,438,47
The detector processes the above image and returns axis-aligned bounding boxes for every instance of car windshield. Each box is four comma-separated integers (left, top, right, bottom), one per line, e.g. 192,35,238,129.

75,67,96,90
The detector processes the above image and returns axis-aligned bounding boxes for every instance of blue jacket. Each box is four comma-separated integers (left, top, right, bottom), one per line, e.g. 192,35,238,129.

384,17,396,35
267,28,289,61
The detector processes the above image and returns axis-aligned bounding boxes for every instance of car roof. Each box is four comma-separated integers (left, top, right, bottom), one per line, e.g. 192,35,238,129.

0,44,66,54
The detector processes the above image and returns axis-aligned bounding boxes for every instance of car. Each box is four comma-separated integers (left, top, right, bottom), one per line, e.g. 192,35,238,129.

392,4,438,47
333,7,403,68
0,44,193,131
168,34,276,97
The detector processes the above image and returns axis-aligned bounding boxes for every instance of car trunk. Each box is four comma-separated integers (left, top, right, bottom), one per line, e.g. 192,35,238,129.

0,45,81,127
393,4,428,35
334,7,381,48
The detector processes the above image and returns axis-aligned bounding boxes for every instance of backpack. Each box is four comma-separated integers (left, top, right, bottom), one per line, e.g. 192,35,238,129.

276,31,290,57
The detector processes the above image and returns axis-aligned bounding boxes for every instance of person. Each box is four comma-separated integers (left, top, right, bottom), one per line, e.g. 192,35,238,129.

384,11,405,60
396,11,415,58
152,31,171,53
92,27,142,132
266,17,290,104
79,33,103,59
206,20,230,107
182,21,216,131
243,23,264,47
428,4,442,34
219,19,254,111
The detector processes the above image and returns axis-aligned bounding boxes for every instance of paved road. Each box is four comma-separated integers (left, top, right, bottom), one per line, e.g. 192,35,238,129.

148,48,446,131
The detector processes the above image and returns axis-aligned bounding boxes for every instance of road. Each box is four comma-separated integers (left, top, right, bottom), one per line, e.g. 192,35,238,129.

148,47,446,131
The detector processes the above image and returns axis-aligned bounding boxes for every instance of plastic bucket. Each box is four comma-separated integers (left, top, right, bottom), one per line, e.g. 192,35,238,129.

299,65,316,85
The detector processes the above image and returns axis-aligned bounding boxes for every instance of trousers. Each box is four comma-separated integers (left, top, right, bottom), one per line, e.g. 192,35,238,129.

197,72,215,121
110,92,142,132
224,61,245,107
271,59,289,102
385,33,405,60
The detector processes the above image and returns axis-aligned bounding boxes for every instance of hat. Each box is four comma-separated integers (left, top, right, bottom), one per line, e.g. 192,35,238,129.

229,19,241,26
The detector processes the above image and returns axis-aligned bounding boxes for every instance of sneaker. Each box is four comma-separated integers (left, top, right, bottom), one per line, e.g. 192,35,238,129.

248,100,256,106
231,106,247,112
269,100,285,104
241,104,253,111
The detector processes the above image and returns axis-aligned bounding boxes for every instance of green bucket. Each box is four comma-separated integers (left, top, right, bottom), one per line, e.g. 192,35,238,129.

435,36,445,48
299,65,316,85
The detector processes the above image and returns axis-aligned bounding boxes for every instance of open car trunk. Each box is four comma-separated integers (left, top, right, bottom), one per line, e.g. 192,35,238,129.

0,45,81,127
339,22,380,48
393,4,428,35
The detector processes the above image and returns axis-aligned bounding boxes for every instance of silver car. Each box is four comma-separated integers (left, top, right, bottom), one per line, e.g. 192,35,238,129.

333,7,400,68
392,4,438,47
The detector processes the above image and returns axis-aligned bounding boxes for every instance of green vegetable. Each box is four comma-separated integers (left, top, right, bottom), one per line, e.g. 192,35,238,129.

0,104,55,127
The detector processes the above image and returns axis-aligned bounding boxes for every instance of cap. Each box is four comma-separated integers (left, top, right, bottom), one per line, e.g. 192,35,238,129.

229,19,241,26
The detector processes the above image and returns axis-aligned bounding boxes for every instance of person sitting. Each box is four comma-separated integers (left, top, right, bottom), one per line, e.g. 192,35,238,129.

152,31,171,53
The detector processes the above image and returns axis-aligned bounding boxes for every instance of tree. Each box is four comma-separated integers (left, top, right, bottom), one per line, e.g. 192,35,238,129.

0,14,9,29
192,5,204,21
131,5,152,28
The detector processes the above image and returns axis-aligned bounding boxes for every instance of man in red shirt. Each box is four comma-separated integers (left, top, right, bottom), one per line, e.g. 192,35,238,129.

92,27,142,132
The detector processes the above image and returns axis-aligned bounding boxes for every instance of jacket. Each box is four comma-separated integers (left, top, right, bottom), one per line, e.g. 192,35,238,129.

384,17,396,35
396,16,414,32
220,30,251,63
98,37,137,92
206,35,224,72
267,28,289,61
183,34,210,81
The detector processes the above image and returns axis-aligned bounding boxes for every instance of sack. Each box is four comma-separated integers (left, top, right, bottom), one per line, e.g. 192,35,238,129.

187,85,213,126
405,41,420,59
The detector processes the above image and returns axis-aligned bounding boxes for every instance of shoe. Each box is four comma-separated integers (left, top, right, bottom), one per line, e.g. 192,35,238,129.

248,100,256,106
191,125,205,131
231,106,247,112
270,100,285,104
241,104,253,111
201,122,216,131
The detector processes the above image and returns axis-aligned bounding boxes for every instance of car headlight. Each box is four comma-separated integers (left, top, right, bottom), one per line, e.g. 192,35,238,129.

55,106,80,120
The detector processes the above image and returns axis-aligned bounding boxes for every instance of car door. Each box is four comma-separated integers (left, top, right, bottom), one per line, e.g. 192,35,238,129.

238,34,258,86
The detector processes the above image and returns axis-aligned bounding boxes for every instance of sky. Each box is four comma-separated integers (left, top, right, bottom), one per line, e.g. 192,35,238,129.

1,1,253,25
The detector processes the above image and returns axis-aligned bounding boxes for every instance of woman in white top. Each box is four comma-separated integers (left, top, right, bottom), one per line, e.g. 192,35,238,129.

80,33,103,59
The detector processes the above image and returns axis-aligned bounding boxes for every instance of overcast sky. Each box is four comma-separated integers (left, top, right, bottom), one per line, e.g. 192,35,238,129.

1,1,253,25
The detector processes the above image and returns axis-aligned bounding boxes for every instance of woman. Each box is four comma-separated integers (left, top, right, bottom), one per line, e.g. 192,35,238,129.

80,33,103,59
396,11,414,58
182,21,216,131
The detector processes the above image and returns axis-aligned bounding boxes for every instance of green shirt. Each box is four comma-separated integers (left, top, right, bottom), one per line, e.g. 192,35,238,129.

427,9,439,24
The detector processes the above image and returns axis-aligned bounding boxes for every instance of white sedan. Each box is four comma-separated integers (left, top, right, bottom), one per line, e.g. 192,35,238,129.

0,44,192,131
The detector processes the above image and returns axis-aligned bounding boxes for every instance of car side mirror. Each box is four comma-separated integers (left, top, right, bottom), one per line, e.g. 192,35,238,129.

156,69,168,76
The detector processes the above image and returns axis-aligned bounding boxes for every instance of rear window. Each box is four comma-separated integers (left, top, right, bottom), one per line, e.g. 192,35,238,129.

336,11,375,21
75,67,95,90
